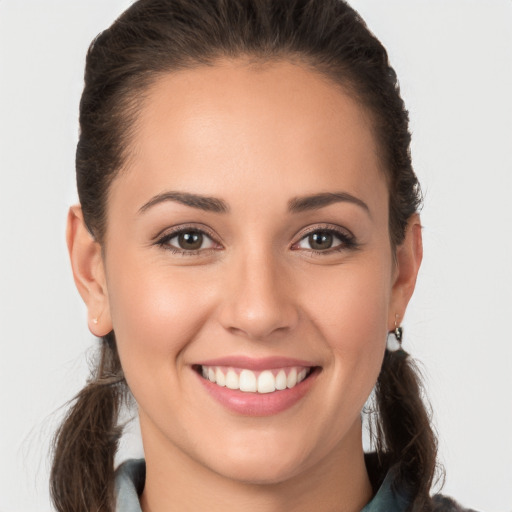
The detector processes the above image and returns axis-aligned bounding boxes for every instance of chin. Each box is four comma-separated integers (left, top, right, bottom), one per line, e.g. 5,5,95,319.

194,431,316,485
208,455,304,486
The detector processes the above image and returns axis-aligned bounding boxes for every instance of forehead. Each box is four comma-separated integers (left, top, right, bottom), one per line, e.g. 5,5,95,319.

115,59,387,216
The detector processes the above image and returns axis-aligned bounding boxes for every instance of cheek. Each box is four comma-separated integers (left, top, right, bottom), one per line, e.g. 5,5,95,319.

300,252,391,407
303,253,391,348
104,252,214,393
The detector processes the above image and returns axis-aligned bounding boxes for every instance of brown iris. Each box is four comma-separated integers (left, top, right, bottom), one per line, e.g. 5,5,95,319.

308,231,334,250
178,231,203,250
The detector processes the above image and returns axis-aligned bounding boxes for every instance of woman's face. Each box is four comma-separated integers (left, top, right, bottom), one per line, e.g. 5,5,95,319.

92,60,417,483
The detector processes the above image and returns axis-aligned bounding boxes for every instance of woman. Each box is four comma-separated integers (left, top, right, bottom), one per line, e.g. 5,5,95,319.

51,1,473,511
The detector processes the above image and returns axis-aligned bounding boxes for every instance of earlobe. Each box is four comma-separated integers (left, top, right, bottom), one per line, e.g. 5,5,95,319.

389,214,423,330
66,206,113,337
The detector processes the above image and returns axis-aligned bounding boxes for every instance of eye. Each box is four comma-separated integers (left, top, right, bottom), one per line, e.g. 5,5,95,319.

297,231,340,251
293,227,356,253
157,228,218,253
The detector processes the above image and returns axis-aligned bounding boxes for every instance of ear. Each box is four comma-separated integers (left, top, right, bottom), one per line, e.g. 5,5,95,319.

388,213,423,330
66,205,112,336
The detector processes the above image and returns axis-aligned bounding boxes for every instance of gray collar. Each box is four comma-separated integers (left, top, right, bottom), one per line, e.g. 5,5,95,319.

114,459,409,512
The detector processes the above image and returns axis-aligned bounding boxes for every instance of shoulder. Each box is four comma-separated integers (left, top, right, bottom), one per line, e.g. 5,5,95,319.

430,494,481,512
114,459,145,512
364,453,480,512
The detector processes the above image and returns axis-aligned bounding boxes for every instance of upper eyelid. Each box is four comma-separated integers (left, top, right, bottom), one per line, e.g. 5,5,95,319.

293,224,354,241
154,223,220,243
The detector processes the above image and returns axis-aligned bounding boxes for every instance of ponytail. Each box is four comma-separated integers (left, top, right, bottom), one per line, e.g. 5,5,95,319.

374,348,439,511
50,333,126,512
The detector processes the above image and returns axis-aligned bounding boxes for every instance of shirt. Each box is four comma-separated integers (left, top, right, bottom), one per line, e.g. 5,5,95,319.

114,458,412,512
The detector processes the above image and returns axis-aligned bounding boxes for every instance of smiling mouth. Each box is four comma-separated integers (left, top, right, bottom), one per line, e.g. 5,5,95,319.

193,365,316,394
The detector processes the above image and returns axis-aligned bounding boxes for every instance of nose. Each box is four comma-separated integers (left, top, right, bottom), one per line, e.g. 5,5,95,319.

217,249,300,341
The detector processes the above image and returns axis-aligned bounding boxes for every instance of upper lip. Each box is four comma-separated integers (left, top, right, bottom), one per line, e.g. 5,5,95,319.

195,356,318,371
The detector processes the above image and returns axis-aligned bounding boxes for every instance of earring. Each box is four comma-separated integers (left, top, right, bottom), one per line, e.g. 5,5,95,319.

394,315,403,345
387,314,406,355
92,318,98,325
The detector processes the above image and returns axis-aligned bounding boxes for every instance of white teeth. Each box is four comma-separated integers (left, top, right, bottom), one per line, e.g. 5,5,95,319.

215,367,226,387
257,370,276,393
287,368,297,388
275,369,287,390
225,369,239,390
200,365,312,394
239,369,257,392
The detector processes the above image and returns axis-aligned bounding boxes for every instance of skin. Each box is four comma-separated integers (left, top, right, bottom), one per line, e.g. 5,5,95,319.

67,60,422,512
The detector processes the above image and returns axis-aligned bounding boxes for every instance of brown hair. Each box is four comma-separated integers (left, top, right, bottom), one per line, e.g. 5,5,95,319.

51,1,437,510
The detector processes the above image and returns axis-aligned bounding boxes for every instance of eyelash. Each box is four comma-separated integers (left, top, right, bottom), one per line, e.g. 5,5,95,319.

154,224,358,256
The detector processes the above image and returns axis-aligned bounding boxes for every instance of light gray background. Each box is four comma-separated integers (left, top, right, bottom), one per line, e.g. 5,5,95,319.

1,1,511,511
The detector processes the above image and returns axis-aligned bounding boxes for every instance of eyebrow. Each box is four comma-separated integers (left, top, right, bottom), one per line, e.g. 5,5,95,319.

288,192,370,216
138,190,370,216
139,191,230,214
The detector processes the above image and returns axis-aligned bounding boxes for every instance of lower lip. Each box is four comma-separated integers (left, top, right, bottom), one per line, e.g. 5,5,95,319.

195,368,319,417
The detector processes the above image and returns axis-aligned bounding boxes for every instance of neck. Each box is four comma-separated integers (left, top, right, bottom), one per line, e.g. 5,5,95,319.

140,419,373,512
